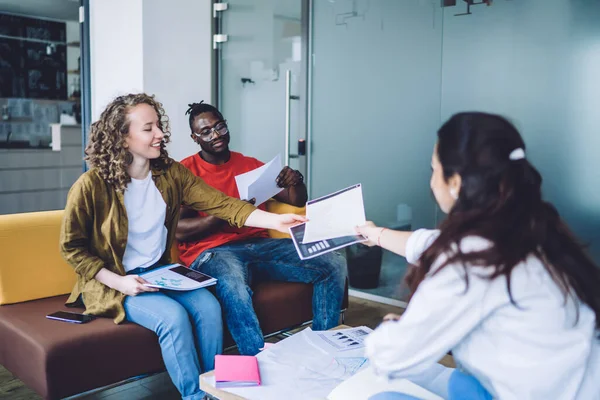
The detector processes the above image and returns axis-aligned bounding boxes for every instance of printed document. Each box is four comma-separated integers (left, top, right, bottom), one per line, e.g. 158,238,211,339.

308,326,372,353
303,184,366,244
235,154,284,206
289,222,367,260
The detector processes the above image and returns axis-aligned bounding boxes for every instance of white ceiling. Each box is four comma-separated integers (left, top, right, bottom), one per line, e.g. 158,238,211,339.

0,0,79,21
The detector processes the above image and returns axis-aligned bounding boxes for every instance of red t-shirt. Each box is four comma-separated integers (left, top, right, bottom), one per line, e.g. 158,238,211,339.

178,151,269,266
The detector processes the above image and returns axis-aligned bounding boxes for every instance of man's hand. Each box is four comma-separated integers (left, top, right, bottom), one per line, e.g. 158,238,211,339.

115,275,158,296
276,166,303,188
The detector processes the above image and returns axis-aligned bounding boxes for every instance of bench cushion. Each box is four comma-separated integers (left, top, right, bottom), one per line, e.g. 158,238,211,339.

0,295,164,399
0,211,76,305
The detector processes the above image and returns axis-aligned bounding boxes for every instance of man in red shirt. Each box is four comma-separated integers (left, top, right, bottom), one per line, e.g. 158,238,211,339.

176,102,347,356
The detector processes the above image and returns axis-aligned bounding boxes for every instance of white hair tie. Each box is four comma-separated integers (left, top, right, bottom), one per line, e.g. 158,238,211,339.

509,148,525,161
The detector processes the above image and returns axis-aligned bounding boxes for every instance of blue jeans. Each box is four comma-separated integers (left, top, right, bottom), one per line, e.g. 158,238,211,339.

368,370,493,400
190,238,348,356
123,288,222,400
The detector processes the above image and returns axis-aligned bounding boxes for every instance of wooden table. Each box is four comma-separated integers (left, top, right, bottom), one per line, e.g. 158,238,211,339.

200,325,351,400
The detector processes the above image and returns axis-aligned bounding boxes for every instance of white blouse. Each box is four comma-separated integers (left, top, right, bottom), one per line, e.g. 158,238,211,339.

365,229,600,400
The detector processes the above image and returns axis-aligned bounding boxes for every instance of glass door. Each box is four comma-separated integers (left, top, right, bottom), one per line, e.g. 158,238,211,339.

214,0,308,175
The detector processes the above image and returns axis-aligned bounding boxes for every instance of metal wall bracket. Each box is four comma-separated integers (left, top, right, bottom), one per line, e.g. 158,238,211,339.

213,34,228,50
213,2,228,18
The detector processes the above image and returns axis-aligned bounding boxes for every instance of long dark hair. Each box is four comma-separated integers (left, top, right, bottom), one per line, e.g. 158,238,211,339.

411,112,600,330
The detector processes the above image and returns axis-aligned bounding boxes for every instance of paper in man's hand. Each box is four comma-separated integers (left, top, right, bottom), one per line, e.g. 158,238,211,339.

234,154,284,205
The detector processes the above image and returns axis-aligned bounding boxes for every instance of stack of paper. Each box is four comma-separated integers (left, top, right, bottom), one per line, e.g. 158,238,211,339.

203,327,449,400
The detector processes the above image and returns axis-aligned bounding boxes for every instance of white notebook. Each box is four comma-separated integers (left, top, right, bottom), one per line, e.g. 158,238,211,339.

328,366,443,400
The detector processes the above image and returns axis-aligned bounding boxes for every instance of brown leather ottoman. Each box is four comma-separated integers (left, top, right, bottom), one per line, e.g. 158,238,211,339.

0,295,164,400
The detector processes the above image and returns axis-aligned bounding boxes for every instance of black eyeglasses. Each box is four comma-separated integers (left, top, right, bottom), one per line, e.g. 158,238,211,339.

193,120,229,142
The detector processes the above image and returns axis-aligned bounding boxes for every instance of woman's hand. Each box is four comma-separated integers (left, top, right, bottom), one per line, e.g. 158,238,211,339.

115,275,158,296
272,213,308,234
355,221,383,247
244,209,307,233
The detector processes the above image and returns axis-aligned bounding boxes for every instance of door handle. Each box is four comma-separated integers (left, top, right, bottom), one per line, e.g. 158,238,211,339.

284,69,292,166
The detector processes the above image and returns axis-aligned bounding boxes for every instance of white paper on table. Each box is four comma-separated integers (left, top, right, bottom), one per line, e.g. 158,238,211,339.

203,328,367,400
303,184,366,244
234,154,284,206
201,327,451,400
327,366,444,400
306,326,373,354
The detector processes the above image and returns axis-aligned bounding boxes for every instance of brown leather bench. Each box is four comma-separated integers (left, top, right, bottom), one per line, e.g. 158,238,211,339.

0,208,348,399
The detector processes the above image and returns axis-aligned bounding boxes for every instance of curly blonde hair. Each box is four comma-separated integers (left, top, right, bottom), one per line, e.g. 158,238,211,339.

85,93,172,192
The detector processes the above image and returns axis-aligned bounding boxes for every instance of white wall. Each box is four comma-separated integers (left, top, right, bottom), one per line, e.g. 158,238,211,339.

89,0,145,121
142,0,213,161
88,0,213,161
89,0,212,161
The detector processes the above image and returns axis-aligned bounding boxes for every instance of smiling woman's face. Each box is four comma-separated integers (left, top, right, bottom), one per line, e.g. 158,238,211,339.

124,103,164,162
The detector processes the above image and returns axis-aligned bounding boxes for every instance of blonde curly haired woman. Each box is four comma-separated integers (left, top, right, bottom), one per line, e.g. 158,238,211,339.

60,93,305,400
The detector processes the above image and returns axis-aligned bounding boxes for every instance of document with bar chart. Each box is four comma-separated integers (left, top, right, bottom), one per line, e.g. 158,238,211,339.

289,222,367,260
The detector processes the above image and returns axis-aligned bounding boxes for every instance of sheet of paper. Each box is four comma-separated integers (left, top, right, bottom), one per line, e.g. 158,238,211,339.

333,357,369,376
248,154,284,206
307,326,372,353
204,328,367,400
303,184,366,244
234,154,284,205
327,366,444,400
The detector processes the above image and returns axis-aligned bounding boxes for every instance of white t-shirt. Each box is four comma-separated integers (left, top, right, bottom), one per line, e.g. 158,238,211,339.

122,171,168,273
365,229,600,400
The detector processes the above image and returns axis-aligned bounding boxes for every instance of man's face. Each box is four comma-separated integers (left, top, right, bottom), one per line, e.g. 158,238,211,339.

191,111,230,155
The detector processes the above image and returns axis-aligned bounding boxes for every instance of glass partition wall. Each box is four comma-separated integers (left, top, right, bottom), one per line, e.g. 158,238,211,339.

216,0,600,305
310,0,443,305
310,0,600,305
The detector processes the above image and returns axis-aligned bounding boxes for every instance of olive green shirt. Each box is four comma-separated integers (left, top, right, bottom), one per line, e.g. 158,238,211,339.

60,160,256,324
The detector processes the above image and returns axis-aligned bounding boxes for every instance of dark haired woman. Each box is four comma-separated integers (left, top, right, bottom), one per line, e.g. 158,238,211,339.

357,112,600,400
